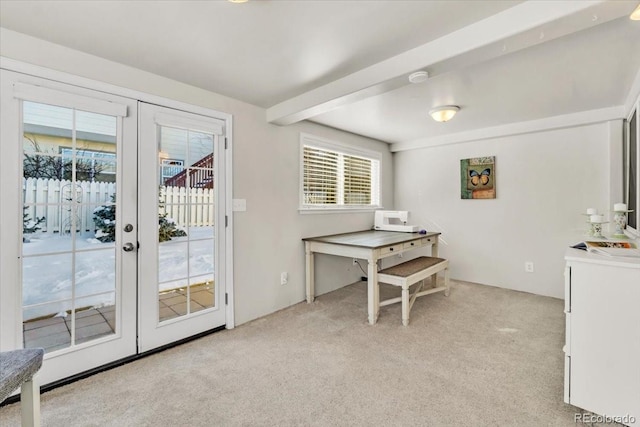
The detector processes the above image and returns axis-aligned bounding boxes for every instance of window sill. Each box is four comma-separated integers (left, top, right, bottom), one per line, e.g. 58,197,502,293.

299,206,383,215
623,228,639,240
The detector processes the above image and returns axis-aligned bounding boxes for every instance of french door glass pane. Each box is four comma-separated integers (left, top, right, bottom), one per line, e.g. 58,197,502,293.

21,101,119,353
157,125,215,322
159,242,189,283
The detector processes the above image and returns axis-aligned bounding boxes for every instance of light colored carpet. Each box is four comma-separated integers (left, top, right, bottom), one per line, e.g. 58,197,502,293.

1,280,588,426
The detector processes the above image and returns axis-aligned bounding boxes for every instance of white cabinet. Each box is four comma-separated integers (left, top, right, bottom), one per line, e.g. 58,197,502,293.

564,249,640,426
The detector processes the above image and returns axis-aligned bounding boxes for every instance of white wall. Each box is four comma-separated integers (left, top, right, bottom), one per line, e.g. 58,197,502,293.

232,119,393,323
393,123,614,298
0,28,393,325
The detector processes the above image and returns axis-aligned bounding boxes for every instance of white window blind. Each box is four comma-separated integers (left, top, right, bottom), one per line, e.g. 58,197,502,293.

300,133,381,210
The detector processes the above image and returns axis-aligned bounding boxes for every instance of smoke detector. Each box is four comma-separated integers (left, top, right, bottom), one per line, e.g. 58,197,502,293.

408,71,429,84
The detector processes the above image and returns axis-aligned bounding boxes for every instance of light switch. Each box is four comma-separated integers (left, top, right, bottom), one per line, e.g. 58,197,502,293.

232,199,246,212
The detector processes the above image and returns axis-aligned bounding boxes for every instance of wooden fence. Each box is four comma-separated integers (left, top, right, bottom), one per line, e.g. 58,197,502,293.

23,178,214,233
160,185,215,228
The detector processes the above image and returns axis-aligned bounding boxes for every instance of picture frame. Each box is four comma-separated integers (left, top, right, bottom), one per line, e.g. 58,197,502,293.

460,156,496,199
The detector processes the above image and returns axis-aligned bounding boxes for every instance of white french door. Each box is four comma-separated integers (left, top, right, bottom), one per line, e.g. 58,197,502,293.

0,70,229,385
138,102,226,352
0,70,138,385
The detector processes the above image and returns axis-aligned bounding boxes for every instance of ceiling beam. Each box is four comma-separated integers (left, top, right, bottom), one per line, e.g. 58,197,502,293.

390,106,625,152
266,0,607,126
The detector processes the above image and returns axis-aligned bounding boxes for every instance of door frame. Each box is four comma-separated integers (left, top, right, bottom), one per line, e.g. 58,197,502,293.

0,58,235,355
1,56,235,330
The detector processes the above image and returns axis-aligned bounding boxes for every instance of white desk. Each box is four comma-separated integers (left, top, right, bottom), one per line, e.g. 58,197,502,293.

303,230,440,325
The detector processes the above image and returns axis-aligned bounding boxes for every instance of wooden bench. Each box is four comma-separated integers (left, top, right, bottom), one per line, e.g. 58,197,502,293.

0,348,44,427
378,256,450,326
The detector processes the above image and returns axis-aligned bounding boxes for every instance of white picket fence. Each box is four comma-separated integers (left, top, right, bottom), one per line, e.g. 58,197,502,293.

23,178,214,233
160,186,215,228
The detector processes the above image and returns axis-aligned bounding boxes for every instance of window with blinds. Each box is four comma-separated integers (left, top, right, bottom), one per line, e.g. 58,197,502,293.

300,133,381,210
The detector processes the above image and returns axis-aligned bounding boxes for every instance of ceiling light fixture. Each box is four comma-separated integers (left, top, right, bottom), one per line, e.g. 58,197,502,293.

228,0,249,3
631,4,640,20
408,70,429,84
429,105,460,122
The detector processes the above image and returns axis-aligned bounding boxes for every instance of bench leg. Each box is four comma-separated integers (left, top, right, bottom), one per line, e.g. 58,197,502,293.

401,284,410,326
21,377,40,427
444,267,450,297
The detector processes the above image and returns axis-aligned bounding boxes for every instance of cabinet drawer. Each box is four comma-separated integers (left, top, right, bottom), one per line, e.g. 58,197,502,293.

380,244,403,255
421,237,435,245
403,240,422,250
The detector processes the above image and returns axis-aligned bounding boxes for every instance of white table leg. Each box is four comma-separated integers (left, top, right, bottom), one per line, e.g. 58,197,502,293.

431,237,440,287
21,377,40,427
367,258,378,325
305,242,314,303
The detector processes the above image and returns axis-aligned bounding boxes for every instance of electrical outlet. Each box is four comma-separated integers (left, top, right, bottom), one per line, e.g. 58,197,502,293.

352,258,358,265
280,272,288,285
525,262,534,273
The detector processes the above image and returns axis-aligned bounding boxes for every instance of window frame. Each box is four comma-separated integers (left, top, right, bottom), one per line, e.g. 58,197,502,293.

60,147,117,177
623,98,639,237
160,158,185,184
299,133,382,213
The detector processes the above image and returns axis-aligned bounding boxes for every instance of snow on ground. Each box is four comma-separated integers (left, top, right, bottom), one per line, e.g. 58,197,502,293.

22,227,214,320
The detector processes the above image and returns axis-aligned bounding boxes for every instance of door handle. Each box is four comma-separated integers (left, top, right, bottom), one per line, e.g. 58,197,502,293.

123,242,135,252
